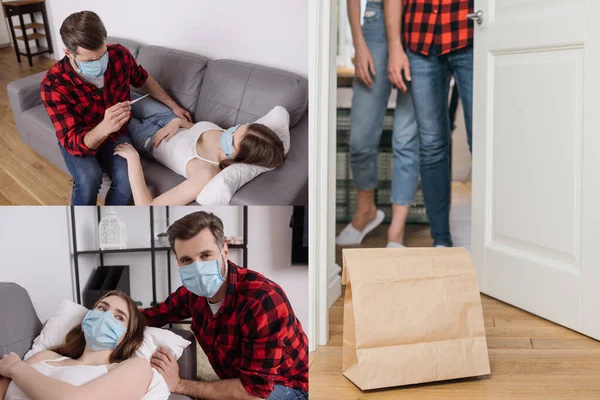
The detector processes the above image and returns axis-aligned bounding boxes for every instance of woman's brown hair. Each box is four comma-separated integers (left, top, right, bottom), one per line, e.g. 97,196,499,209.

220,123,285,170
51,291,146,363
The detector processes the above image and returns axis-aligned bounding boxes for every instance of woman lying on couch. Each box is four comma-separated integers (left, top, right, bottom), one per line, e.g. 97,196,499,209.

113,95,287,205
0,291,152,400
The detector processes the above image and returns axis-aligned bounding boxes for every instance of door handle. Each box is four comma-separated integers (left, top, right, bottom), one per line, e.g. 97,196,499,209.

467,10,484,25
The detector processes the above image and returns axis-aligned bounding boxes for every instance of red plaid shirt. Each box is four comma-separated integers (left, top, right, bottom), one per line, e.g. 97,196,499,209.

141,262,309,399
40,44,148,156
403,0,474,56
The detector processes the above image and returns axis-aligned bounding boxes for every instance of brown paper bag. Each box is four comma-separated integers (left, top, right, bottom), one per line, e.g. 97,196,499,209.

341,247,490,390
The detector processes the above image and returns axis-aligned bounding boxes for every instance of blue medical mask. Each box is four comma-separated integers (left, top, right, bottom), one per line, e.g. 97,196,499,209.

75,51,109,78
179,255,226,298
81,309,126,351
220,124,240,158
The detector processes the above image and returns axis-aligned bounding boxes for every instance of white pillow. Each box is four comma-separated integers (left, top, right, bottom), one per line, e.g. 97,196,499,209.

196,106,291,205
24,299,191,400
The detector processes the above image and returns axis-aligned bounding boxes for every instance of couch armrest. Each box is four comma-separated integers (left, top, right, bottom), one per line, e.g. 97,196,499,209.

231,112,309,205
7,71,47,115
169,327,197,381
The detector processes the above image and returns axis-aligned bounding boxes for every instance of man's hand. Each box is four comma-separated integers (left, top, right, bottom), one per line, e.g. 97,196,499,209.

113,142,140,162
354,40,376,87
388,46,411,92
151,347,181,393
171,103,192,122
99,102,131,136
153,118,182,148
0,353,23,379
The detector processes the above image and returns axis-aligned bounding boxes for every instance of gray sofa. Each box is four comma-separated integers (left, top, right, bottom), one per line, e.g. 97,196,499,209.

6,37,308,205
0,282,197,400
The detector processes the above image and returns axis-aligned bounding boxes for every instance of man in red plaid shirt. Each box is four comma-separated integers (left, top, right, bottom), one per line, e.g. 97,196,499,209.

41,11,191,205
141,212,309,400
385,0,474,247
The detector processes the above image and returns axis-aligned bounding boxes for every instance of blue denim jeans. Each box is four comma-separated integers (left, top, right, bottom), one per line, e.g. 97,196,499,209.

266,385,308,400
349,0,419,206
127,92,178,158
407,46,473,246
58,134,133,205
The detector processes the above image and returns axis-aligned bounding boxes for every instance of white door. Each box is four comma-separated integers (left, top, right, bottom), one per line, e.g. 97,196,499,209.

472,0,600,340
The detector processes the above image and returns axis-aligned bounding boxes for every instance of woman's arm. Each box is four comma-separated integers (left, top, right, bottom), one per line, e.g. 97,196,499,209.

0,377,9,400
8,356,151,400
348,0,376,87
150,167,215,206
0,351,67,400
113,143,154,205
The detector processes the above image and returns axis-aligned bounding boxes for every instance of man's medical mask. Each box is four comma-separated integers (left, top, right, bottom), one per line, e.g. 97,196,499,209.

81,309,126,351
220,124,240,158
74,51,109,78
179,254,226,298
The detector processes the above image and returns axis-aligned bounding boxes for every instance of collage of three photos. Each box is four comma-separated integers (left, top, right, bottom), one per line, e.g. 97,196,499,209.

1,0,600,399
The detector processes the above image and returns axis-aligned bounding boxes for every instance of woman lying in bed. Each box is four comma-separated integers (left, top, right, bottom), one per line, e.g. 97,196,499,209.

0,291,151,400
114,96,286,205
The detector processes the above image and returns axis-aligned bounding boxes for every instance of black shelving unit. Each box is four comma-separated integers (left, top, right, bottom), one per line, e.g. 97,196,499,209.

70,206,249,306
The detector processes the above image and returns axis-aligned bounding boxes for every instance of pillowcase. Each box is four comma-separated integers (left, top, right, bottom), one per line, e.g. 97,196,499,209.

23,299,191,400
196,106,290,205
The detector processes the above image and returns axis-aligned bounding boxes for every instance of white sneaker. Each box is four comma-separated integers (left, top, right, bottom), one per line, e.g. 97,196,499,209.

336,210,385,246
386,242,406,248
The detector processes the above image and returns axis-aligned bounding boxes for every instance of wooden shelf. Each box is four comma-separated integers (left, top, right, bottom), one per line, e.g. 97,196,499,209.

16,32,45,41
14,22,45,30
17,45,49,56
3,0,45,6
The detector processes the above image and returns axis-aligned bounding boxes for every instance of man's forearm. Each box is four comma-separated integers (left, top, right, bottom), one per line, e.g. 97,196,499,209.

143,76,177,109
176,378,260,400
83,123,109,150
384,0,403,50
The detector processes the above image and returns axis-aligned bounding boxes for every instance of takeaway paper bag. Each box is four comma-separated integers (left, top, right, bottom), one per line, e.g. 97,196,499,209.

341,247,490,390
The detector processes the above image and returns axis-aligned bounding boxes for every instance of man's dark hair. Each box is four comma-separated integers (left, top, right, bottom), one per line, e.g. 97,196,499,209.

167,212,225,253
60,11,107,54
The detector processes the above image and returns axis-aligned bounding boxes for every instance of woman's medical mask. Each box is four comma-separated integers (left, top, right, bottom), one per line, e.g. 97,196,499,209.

81,309,126,351
179,255,226,298
74,51,109,78
220,124,240,158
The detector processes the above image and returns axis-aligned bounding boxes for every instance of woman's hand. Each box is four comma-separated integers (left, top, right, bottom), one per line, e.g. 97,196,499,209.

0,353,24,378
153,119,182,148
113,143,140,162
354,40,376,87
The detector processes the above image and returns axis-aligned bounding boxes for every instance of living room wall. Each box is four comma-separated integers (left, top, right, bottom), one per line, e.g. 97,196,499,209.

43,0,308,76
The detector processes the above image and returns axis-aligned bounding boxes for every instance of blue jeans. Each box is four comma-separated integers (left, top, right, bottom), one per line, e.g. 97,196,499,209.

349,0,419,206
58,134,133,205
407,46,473,246
266,385,308,400
127,92,178,158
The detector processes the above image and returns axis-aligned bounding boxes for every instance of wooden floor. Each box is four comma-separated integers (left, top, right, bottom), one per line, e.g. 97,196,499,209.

0,47,76,205
311,183,600,399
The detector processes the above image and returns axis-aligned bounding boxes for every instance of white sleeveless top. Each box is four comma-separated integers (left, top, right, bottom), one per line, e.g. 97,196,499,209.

152,121,222,178
5,357,111,400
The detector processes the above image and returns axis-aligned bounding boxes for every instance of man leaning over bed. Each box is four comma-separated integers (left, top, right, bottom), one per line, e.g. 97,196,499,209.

141,212,309,400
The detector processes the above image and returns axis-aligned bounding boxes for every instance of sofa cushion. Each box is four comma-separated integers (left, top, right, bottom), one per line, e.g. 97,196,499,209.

0,283,43,358
195,60,307,129
136,46,210,119
106,36,143,59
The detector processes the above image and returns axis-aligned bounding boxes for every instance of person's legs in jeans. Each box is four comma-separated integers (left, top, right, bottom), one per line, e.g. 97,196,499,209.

266,385,308,400
347,8,391,234
58,143,104,205
448,46,473,153
388,89,419,246
96,135,133,205
128,95,179,158
407,50,453,247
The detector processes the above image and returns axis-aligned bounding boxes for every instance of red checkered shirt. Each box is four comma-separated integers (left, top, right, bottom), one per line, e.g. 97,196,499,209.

40,44,148,156
403,0,474,56
141,262,309,399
